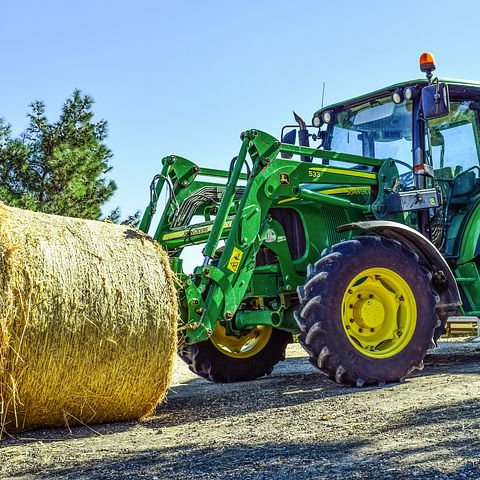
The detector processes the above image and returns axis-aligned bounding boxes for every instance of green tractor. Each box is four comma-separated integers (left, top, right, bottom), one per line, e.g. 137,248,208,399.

140,53,480,386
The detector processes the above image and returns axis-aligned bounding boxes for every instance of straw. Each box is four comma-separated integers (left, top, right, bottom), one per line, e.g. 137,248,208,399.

0,204,178,435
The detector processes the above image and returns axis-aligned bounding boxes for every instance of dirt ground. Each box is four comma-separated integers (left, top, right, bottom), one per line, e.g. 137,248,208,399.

2,340,480,480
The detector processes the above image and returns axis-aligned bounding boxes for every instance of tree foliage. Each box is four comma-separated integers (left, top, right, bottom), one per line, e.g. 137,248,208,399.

0,90,116,219
105,207,141,226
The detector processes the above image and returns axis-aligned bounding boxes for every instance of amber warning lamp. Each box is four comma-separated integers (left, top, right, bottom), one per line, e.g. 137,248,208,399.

420,52,436,82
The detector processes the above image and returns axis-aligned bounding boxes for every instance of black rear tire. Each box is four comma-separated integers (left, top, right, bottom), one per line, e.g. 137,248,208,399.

296,236,440,386
179,327,292,383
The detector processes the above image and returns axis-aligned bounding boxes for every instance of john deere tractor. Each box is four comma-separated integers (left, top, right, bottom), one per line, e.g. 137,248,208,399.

140,53,480,386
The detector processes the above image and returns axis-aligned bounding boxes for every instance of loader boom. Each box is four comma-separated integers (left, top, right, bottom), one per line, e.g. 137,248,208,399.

140,129,399,344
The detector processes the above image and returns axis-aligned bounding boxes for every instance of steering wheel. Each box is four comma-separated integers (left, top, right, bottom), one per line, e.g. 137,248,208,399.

393,159,413,171
392,160,414,188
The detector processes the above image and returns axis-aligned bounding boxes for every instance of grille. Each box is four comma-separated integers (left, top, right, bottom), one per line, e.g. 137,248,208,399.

320,205,349,246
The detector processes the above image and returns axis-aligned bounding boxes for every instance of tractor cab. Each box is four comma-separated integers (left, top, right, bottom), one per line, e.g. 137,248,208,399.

283,54,480,253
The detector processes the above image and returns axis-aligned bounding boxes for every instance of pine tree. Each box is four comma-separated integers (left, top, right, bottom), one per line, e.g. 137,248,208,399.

0,90,116,219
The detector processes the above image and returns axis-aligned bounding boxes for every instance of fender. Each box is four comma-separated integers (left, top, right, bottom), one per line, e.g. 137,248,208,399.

338,220,461,312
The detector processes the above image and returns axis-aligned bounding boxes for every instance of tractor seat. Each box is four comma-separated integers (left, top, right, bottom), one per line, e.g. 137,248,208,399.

450,171,477,205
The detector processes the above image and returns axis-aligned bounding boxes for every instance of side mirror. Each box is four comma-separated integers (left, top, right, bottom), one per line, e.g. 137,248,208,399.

281,129,296,159
421,83,450,120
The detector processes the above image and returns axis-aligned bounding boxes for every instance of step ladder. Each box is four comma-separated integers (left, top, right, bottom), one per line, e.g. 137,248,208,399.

445,316,480,337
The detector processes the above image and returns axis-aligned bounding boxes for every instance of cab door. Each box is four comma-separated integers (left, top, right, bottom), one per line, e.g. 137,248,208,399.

426,98,480,253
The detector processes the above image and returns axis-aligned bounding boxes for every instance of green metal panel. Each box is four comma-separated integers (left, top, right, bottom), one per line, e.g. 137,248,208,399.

457,201,480,265
455,201,480,313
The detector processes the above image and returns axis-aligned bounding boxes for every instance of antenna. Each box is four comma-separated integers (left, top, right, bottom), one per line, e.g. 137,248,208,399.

321,82,326,108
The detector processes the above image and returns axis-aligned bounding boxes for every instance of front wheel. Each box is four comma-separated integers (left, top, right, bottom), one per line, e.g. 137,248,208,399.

179,325,292,383
296,236,440,386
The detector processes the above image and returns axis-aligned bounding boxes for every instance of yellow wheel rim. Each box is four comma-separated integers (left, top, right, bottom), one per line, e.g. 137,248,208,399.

210,324,272,359
341,267,417,358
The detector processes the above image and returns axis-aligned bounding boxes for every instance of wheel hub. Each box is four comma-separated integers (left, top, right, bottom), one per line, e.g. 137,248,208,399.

342,267,417,358
353,297,385,329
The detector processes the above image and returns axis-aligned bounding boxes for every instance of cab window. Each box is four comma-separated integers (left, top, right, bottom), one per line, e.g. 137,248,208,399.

329,97,413,178
427,101,480,172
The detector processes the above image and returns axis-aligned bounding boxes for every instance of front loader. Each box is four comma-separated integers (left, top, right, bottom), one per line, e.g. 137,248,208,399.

140,53,480,386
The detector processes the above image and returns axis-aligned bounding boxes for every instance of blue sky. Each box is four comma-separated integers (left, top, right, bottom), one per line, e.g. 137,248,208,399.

2,0,480,221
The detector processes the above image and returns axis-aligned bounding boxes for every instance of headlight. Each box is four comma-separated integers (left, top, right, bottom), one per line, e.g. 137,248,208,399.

322,110,334,124
392,89,404,104
404,86,417,101
312,115,322,127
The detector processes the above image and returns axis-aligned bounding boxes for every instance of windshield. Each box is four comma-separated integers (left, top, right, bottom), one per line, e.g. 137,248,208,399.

328,97,413,176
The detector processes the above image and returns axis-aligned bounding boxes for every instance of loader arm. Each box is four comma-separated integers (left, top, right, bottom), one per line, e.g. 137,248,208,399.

141,130,398,344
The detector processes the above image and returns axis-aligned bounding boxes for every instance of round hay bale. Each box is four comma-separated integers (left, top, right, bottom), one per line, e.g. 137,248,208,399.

0,203,178,434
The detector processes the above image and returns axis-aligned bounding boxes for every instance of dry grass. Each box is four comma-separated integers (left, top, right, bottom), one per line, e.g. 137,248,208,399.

0,204,178,435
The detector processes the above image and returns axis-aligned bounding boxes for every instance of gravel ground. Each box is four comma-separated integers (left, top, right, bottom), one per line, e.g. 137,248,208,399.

2,340,480,479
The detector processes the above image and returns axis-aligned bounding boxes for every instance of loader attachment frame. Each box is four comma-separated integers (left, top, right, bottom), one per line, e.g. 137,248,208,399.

140,130,399,344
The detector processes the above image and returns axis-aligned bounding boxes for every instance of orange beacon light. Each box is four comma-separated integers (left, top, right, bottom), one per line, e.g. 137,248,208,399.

420,52,436,73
